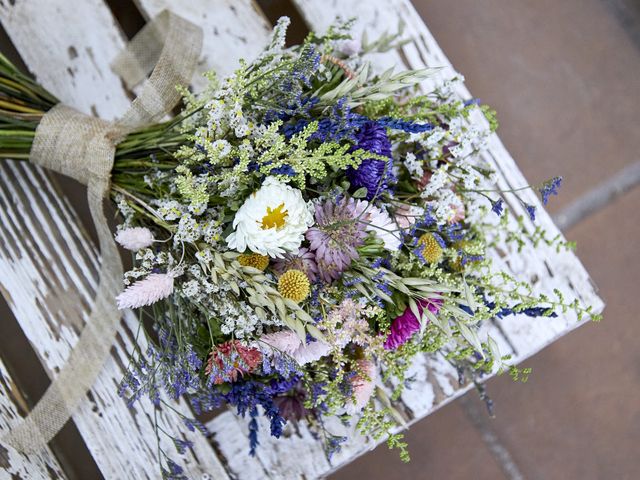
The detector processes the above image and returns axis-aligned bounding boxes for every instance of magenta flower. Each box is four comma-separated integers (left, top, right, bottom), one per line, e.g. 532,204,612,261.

384,297,443,350
305,197,368,282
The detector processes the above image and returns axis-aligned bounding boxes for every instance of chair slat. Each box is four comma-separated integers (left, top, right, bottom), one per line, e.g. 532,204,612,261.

0,359,67,479
0,1,231,477
134,0,272,91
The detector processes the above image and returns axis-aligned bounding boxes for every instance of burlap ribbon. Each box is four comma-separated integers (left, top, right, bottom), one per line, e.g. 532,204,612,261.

2,10,202,453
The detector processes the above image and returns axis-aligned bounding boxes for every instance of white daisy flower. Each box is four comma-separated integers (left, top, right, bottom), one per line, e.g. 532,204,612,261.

226,177,314,258
360,202,403,251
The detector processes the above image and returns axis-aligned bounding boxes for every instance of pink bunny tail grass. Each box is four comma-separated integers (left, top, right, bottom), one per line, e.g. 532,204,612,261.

115,227,155,251
116,273,174,309
346,359,377,414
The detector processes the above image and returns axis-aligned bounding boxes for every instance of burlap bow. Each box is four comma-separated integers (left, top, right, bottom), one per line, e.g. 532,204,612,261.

2,10,202,453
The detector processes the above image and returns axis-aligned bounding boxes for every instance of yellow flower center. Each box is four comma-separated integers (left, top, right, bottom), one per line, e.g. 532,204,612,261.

260,203,288,230
238,253,270,271
417,233,444,264
278,269,310,303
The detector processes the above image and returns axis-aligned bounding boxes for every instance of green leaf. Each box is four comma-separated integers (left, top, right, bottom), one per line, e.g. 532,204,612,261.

487,336,502,372
352,187,368,198
295,308,314,324
462,279,476,313
408,297,421,325
458,323,484,358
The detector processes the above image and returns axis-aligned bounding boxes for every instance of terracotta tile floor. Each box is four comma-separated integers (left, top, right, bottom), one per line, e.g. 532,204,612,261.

331,1,640,479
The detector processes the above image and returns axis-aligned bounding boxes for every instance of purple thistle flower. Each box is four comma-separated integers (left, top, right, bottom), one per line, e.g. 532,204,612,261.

384,298,443,350
347,122,394,200
273,387,308,422
272,247,319,282
306,197,368,282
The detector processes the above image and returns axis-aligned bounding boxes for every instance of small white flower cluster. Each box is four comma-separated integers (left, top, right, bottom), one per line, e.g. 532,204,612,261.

175,215,201,243
421,166,449,198
403,152,424,180
206,95,253,140
115,196,136,227
181,249,283,338
123,249,176,286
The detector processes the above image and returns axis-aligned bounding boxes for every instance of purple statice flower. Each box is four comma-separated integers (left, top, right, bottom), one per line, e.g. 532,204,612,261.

524,204,536,222
270,164,297,177
491,198,504,216
221,375,297,454
384,298,443,350
172,437,194,455
460,252,484,266
347,122,394,200
326,433,348,461
163,459,185,479
538,176,562,205
306,197,368,282
248,407,260,455
375,116,432,133
272,247,319,282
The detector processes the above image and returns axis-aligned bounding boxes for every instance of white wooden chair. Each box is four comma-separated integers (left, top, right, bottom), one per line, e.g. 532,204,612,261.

0,1,603,478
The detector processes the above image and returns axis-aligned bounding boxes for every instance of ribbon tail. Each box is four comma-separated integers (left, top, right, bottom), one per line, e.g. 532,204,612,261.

2,9,202,453
2,182,123,453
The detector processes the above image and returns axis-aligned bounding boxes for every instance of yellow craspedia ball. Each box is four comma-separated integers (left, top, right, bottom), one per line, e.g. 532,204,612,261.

238,253,269,271
278,269,310,303
417,233,444,264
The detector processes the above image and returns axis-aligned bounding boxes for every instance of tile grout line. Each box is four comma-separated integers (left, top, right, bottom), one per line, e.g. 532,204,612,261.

552,161,640,231
459,395,526,480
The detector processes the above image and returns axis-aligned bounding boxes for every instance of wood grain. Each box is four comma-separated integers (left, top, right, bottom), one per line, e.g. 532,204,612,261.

0,358,66,479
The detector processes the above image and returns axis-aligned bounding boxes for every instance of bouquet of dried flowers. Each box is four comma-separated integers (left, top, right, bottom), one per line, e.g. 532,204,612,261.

0,18,597,477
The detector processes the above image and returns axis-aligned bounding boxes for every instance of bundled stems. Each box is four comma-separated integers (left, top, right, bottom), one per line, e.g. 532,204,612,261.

0,53,182,185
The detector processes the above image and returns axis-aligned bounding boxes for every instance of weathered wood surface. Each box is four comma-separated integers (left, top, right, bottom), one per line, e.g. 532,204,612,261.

134,0,272,90
0,0,603,479
0,359,67,479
